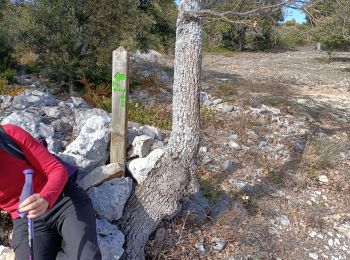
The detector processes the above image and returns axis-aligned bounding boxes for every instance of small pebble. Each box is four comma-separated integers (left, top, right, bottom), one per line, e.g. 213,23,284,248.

334,238,340,246
318,175,329,183
309,253,318,259
328,239,334,247
309,231,317,238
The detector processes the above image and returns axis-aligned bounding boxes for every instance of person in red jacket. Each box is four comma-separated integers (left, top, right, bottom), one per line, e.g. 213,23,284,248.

0,124,101,260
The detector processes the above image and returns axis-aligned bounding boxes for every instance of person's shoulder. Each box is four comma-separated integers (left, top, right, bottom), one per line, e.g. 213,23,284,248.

2,124,31,139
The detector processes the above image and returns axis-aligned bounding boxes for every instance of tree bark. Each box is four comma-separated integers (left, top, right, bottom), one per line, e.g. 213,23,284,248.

118,0,203,259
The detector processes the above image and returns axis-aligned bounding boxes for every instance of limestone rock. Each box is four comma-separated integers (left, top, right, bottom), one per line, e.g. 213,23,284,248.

212,98,223,105
43,106,63,119
10,89,58,110
0,96,13,110
60,115,111,172
96,218,125,260
141,125,164,141
1,111,42,138
87,178,133,221
128,135,155,158
127,149,164,184
78,163,125,191
216,102,235,112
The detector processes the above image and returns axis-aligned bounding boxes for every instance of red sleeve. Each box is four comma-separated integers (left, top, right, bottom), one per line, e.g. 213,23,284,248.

3,124,68,208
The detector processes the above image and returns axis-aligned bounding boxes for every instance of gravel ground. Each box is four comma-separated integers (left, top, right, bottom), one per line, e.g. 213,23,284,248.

147,48,350,260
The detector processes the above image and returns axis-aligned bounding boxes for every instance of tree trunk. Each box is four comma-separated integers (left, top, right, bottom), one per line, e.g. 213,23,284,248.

118,0,203,259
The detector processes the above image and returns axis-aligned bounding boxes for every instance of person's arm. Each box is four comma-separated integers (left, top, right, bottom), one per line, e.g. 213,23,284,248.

3,124,68,217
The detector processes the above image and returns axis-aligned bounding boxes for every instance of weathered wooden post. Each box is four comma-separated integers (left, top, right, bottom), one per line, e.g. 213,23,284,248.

110,47,129,171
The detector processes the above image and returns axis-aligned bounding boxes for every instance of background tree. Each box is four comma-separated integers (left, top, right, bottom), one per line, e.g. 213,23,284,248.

305,0,350,57
5,0,177,84
0,0,16,75
21,0,154,83
139,0,178,54
203,0,284,51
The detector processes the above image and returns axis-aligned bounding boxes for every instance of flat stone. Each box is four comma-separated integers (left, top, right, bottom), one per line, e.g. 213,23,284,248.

43,107,63,119
276,215,290,226
309,253,318,259
247,130,259,139
228,141,242,150
212,98,223,105
328,239,334,247
216,102,235,112
259,141,268,148
78,163,125,190
309,231,317,238
194,242,207,253
261,104,281,115
229,179,249,190
318,175,329,183
198,146,208,155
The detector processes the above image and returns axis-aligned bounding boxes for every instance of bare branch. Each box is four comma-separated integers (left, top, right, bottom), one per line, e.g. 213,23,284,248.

194,2,287,18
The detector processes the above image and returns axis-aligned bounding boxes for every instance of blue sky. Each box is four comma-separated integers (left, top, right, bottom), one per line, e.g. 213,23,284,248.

174,1,306,24
283,7,307,23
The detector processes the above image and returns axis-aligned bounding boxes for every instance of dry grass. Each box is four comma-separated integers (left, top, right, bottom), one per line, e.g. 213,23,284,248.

17,51,38,65
138,75,166,96
200,107,222,128
236,80,293,96
302,136,342,173
197,165,225,201
79,78,111,111
0,79,26,96
213,82,238,100
79,78,172,130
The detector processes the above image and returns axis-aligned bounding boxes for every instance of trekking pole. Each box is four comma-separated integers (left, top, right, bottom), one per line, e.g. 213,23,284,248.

18,169,35,260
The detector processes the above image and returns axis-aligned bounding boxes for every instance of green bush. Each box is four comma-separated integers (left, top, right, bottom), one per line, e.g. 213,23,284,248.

0,24,15,72
128,101,172,130
275,24,308,49
0,69,15,82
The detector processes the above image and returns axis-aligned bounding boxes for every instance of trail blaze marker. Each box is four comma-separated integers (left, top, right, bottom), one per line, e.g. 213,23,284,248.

110,47,129,168
112,72,127,108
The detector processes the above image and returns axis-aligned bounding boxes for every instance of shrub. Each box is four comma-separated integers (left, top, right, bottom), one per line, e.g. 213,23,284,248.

0,69,15,83
302,136,342,171
128,101,172,130
79,78,172,130
214,82,238,97
0,79,25,96
275,24,308,49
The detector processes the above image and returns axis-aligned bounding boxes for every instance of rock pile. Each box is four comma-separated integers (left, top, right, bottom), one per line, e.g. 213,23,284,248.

0,88,167,259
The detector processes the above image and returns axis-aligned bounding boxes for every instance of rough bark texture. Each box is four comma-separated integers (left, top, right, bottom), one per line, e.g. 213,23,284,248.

118,1,203,259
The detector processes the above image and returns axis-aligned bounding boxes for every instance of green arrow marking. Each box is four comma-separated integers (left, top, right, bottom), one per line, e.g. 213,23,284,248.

112,72,127,107
112,73,127,92
114,73,126,81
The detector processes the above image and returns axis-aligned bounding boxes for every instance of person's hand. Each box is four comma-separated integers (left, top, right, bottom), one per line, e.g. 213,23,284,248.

18,194,49,219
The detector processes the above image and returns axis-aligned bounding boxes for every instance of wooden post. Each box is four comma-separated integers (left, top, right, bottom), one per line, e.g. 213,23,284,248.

110,47,129,170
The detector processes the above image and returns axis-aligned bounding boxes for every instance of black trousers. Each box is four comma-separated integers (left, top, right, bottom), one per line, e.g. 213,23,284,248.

12,179,102,260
